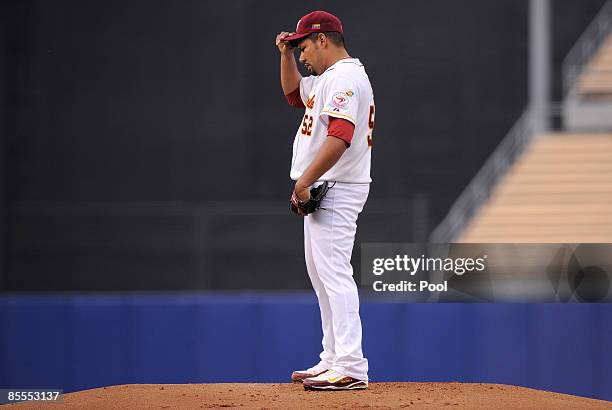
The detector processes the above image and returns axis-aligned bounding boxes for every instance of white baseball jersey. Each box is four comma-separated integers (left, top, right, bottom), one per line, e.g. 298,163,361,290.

290,58,374,183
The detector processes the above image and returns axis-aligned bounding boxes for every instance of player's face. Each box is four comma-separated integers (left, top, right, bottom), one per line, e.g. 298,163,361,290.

297,38,321,75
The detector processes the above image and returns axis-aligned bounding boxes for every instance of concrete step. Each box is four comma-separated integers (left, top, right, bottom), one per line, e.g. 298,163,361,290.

502,174,612,184
459,235,612,243
479,204,612,215
491,192,612,203
472,215,612,225
510,162,612,172
464,225,612,236
495,184,612,194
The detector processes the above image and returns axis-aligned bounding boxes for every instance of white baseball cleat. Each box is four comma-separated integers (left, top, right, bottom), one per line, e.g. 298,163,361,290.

302,369,368,390
291,363,329,383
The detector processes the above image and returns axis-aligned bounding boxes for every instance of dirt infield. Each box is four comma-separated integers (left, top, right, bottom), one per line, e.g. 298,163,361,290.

7,382,611,409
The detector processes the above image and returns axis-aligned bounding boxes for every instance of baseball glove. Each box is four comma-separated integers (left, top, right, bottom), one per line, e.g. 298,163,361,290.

290,181,331,216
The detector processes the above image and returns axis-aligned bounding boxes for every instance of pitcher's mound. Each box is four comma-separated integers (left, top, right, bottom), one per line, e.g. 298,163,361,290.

8,382,611,409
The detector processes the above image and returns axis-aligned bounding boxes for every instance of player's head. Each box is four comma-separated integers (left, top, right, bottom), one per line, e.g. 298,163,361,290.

282,11,346,75
294,32,345,75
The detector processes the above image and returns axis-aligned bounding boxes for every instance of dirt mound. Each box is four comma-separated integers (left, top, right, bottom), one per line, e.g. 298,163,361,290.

8,382,611,409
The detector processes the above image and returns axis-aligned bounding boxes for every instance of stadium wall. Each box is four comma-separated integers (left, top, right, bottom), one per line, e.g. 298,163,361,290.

0,294,610,401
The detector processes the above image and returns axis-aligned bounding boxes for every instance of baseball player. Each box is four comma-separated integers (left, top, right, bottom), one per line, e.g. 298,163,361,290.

275,10,375,391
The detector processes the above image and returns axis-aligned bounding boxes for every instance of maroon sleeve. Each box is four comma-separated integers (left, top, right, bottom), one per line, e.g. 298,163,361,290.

327,117,355,147
285,86,305,108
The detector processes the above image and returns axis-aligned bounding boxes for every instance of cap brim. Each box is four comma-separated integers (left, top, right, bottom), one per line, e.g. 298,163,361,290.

281,32,310,44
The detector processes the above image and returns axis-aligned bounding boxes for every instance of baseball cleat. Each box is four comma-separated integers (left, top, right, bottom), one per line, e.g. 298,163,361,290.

291,364,329,383
302,370,368,391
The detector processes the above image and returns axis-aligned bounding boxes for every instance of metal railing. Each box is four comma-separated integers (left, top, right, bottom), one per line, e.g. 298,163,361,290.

563,0,612,97
429,104,563,243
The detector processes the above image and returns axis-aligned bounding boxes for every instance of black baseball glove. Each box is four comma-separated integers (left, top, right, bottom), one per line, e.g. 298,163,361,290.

290,181,331,216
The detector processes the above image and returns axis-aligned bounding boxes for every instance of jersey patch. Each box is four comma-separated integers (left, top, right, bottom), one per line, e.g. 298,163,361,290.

332,92,350,109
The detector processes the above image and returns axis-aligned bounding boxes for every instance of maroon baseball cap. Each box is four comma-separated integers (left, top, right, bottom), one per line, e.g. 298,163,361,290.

282,10,343,44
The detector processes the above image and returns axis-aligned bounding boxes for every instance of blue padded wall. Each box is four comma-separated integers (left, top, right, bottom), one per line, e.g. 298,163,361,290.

0,294,610,401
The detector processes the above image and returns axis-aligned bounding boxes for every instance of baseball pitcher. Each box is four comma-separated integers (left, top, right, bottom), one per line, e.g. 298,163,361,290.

276,10,375,391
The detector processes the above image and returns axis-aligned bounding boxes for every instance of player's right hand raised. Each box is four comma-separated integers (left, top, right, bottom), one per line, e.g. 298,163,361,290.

276,31,295,55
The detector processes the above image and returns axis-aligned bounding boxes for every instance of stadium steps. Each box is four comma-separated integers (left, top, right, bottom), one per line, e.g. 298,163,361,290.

459,133,612,243
578,34,612,97
565,32,612,131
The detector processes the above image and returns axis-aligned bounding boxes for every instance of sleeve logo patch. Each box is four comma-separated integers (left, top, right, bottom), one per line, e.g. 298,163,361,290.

306,94,316,109
331,92,350,109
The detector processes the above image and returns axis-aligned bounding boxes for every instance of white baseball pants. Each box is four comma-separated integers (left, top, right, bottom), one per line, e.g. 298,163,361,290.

304,181,369,381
